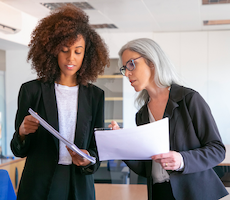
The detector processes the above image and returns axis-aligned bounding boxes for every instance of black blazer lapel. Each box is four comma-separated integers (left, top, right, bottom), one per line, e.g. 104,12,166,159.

41,82,59,150
137,104,150,126
74,84,92,148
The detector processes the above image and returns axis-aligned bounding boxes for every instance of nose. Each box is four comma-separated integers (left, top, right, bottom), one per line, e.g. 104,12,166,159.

125,69,131,77
67,51,75,61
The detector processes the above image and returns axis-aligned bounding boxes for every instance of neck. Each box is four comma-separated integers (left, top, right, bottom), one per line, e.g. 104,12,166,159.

57,75,77,87
146,84,170,101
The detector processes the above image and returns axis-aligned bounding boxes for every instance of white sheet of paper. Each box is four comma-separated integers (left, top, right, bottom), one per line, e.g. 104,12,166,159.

95,118,169,161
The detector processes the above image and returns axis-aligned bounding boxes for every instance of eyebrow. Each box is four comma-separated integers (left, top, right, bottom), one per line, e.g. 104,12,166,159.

75,46,84,49
63,45,84,49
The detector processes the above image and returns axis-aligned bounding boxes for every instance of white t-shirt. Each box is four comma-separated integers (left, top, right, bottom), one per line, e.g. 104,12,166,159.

55,83,79,165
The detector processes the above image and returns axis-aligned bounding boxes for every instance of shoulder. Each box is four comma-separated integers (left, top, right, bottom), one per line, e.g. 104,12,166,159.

170,84,202,103
81,83,104,94
21,79,42,89
171,84,210,115
20,79,54,96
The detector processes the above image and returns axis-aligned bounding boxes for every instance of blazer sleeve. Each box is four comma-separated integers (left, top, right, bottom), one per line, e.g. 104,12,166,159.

10,83,35,157
180,91,226,174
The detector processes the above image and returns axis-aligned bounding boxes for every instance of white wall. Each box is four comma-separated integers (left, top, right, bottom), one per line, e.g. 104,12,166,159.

5,49,36,155
0,4,38,154
208,31,230,144
154,31,230,144
100,32,154,58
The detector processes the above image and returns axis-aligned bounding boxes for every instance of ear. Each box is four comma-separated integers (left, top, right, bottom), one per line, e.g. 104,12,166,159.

145,58,154,69
149,62,155,69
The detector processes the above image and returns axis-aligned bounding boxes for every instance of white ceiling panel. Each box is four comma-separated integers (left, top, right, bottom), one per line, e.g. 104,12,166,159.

0,0,230,33
144,0,202,31
84,10,112,24
89,0,161,32
201,4,230,20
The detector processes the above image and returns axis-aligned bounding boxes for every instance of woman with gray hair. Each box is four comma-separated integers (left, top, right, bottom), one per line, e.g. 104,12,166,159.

109,38,228,200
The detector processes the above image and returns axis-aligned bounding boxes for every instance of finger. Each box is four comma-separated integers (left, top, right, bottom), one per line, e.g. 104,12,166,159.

24,122,39,128
163,162,169,168
66,146,77,157
66,146,72,154
23,123,39,133
111,121,120,130
152,154,164,160
152,152,172,160
26,115,39,123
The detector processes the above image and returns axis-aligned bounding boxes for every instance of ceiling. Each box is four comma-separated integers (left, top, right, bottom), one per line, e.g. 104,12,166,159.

1,0,230,33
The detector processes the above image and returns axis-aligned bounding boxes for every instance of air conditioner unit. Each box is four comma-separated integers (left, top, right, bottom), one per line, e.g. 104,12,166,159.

0,2,22,34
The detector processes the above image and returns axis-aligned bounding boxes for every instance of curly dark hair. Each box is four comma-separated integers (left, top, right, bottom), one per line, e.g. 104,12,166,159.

27,4,110,85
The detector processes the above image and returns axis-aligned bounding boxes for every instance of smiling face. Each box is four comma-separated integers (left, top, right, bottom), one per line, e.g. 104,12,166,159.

57,35,85,84
121,49,154,92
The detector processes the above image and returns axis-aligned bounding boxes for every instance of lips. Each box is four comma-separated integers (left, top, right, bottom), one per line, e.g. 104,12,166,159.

130,80,136,86
66,65,74,69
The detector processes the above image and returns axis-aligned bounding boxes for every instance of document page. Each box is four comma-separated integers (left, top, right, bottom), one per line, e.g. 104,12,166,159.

95,118,169,161
28,108,96,164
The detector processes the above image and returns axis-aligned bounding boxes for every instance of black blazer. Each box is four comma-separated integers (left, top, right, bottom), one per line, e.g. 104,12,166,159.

11,80,104,200
125,84,228,200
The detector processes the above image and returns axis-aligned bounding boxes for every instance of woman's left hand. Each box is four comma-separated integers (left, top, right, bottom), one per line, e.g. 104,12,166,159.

151,151,182,170
66,147,91,166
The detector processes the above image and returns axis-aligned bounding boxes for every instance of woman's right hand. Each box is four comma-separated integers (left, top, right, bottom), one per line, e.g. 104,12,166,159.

108,120,120,130
19,115,39,141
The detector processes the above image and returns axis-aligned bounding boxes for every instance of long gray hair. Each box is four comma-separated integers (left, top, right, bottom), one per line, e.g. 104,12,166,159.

118,38,180,108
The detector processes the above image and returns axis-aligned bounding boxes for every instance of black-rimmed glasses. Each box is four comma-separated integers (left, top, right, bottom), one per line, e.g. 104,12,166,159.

120,56,142,76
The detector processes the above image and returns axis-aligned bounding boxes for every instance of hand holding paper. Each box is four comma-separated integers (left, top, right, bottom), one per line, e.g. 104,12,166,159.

28,108,96,164
95,118,169,161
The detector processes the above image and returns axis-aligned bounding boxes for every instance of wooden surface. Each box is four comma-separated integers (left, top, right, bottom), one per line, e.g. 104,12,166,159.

219,145,230,166
95,184,147,200
0,157,26,194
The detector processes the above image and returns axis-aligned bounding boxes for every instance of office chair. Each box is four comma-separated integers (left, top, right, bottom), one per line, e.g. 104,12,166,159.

0,169,16,200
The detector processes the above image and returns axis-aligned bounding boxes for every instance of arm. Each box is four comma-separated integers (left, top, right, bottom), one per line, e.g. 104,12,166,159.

10,83,38,157
180,92,225,174
152,92,225,174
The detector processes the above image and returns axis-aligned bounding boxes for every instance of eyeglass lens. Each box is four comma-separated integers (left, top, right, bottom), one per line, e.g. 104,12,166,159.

120,59,136,75
127,60,135,71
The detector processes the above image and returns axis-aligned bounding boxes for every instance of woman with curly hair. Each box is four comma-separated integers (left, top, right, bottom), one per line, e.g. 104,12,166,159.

10,4,109,200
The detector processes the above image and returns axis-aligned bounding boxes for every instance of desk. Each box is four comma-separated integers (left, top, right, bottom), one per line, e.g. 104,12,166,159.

219,145,230,166
95,184,147,200
0,157,26,194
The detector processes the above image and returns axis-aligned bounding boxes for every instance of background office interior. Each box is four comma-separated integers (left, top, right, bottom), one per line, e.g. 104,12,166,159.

0,0,230,186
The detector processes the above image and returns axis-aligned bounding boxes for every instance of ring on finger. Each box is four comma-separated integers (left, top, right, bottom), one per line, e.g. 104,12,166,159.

165,163,168,167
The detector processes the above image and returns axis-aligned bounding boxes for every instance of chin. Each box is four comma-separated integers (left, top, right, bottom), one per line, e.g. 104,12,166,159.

134,87,141,92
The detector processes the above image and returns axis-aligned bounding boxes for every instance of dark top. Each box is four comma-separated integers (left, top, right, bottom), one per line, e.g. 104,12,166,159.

10,79,104,200
125,84,228,200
